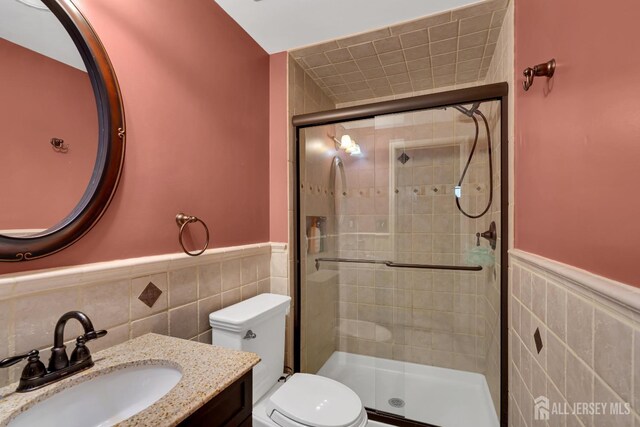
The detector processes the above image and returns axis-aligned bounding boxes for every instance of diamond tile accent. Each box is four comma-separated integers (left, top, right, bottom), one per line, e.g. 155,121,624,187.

534,327,544,354
398,152,410,164
290,0,509,104
138,282,163,308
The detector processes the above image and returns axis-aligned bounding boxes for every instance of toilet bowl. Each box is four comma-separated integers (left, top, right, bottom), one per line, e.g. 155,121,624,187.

210,294,367,427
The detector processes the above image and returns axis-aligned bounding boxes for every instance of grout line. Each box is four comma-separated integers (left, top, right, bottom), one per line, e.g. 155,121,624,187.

512,282,639,420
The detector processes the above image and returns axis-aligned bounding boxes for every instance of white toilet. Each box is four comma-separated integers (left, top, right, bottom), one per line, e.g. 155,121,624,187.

210,293,368,427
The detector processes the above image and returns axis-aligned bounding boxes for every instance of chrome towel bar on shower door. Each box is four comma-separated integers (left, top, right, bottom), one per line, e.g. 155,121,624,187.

314,257,482,271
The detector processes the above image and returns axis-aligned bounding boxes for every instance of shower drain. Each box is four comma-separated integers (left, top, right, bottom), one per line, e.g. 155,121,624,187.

388,398,405,408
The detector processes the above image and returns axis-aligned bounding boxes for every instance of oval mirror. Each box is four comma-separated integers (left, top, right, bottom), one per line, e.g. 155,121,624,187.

0,0,125,261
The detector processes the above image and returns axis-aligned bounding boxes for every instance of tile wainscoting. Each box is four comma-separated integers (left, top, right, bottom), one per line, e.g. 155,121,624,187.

509,249,640,427
0,242,289,388
4,241,638,426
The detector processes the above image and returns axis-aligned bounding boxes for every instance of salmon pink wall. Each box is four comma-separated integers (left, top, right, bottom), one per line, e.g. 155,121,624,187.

1,0,270,274
515,0,640,286
269,52,289,243
0,39,97,232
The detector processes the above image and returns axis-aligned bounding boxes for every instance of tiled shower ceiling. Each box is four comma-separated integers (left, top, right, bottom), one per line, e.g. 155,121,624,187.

291,0,508,104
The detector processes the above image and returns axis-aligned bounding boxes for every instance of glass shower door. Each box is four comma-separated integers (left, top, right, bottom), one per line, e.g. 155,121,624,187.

297,97,503,427
298,118,379,412
368,112,407,418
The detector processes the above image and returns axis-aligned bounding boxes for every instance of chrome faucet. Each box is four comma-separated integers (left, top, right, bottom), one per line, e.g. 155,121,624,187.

0,311,107,392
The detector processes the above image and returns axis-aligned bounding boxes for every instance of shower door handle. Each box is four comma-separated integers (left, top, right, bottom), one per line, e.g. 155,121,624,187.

384,261,482,271
314,257,482,271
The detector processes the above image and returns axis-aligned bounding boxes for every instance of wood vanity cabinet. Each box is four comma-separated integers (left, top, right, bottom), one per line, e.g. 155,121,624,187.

179,370,253,426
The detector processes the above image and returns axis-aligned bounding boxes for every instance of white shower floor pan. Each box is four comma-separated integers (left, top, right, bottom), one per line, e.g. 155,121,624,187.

317,351,499,427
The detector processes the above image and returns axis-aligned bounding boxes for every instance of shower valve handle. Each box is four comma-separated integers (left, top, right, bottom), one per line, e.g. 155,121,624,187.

478,222,497,250
480,229,494,240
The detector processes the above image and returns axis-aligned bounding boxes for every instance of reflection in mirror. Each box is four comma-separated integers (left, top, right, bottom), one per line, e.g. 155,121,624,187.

0,0,98,237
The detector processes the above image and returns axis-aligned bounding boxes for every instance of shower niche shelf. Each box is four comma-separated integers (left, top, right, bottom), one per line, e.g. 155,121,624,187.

306,216,326,255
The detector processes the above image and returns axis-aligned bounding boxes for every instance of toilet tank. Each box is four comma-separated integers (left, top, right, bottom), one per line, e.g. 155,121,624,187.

209,293,291,403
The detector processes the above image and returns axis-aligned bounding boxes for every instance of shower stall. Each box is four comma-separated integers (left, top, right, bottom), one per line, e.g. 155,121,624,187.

293,84,508,427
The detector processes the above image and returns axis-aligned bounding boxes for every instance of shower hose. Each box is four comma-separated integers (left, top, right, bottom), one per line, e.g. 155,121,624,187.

454,106,493,219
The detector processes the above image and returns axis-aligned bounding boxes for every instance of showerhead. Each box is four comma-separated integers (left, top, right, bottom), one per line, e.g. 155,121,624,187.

453,102,481,117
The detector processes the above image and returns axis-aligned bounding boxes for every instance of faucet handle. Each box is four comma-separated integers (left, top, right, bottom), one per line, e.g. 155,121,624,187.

70,335,90,365
70,330,107,365
84,330,108,342
0,350,39,368
0,350,46,381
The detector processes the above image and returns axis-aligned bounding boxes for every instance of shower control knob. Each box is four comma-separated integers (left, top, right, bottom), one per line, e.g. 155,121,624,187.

478,221,497,250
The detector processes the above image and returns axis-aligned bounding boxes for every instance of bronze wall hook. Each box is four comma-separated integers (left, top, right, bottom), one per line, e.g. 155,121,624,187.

50,137,68,153
523,58,556,91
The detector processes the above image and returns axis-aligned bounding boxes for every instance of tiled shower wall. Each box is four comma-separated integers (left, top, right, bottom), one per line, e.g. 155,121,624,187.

0,243,279,388
328,105,500,375
298,124,340,373
509,250,640,427
291,2,514,419
480,96,504,412
484,0,513,414
287,55,336,370
289,56,336,117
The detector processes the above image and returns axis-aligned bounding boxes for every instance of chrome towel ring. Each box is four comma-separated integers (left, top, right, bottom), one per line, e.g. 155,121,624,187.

175,213,210,256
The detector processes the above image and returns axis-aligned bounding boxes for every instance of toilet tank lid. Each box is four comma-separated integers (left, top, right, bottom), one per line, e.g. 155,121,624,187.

209,293,291,332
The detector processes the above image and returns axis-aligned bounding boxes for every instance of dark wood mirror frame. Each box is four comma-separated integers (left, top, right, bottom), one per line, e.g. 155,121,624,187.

0,0,125,262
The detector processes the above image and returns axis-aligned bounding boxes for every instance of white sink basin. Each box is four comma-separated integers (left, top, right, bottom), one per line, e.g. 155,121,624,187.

9,364,182,427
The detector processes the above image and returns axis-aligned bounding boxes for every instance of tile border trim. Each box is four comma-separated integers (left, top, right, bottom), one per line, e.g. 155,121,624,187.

0,242,281,301
271,242,288,253
510,249,640,317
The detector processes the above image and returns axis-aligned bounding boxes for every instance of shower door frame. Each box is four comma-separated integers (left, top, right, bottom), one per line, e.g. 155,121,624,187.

292,82,509,427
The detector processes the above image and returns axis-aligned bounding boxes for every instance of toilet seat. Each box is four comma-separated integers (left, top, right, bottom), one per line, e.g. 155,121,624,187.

265,374,367,427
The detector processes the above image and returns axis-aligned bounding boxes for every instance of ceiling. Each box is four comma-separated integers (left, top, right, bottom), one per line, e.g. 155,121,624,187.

0,0,85,71
290,0,508,104
214,0,484,54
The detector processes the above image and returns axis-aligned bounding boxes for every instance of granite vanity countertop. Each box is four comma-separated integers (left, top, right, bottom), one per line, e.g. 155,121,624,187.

0,333,260,427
